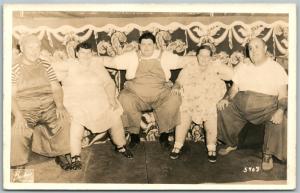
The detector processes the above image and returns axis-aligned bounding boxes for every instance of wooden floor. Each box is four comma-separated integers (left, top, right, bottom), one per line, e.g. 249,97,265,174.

20,141,286,184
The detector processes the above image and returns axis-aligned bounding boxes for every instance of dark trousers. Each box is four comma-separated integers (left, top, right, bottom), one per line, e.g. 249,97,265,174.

217,91,287,161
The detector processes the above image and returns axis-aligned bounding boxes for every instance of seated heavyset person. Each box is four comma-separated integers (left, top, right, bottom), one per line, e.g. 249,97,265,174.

170,44,233,162
103,32,194,149
11,35,71,171
217,37,288,171
57,42,133,170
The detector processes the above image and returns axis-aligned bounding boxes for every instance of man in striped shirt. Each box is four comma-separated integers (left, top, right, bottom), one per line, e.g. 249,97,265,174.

11,34,71,171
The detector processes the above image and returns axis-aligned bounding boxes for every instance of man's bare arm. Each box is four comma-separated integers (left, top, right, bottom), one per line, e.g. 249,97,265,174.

223,83,239,101
12,85,28,132
50,81,69,120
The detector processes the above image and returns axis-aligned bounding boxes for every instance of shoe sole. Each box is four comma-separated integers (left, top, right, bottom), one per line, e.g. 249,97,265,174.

262,163,273,171
218,147,237,156
208,159,217,163
55,157,71,171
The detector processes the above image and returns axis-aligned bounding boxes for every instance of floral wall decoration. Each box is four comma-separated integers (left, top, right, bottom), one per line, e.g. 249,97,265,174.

13,20,289,145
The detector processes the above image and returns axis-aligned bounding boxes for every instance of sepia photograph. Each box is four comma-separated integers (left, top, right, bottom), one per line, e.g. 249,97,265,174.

2,3,296,190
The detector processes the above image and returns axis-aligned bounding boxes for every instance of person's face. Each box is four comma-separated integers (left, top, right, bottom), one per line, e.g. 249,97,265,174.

248,39,267,65
77,47,92,61
21,39,41,62
139,39,155,57
197,49,211,66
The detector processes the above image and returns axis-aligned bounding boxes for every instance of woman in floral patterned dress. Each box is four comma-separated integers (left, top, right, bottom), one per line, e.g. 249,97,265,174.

170,44,233,162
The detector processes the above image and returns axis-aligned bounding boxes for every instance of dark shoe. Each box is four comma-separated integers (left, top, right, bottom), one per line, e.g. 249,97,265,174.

71,155,82,170
11,165,25,170
169,147,182,160
128,133,140,149
159,132,171,150
116,146,134,159
55,154,72,171
208,151,217,163
262,154,273,171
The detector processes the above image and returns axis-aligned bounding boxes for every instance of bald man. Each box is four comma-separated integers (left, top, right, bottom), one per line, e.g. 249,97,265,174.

11,35,71,171
217,38,288,171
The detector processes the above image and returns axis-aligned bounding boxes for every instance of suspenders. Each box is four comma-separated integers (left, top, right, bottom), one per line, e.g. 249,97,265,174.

137,50,163,61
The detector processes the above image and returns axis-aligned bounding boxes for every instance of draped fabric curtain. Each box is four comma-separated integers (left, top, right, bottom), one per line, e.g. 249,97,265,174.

13,20,289,57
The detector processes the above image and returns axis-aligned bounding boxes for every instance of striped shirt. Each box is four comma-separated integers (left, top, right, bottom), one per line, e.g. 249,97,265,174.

12,58,58,85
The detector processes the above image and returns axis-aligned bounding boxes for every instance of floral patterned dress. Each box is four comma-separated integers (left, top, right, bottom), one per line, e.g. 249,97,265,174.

178,59,227,124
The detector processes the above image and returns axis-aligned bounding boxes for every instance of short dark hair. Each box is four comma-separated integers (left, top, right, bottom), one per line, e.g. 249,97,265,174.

138,32,156,44
75,42,92,53
196,44,213,56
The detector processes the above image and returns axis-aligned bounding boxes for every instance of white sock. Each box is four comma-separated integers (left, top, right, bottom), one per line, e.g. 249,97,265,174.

174,142,183,149
207,144,216,152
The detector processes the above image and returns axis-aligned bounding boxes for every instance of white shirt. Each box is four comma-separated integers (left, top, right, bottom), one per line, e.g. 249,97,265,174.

112,50,180,81
232,57,288,96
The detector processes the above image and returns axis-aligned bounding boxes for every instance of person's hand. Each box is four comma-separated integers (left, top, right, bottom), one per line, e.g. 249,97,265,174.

13,113,28,135
166,81,174,88
171,83,181,96
270,109,284,124
217,99,229,111
55,106,70,133
110,99,119,111
56,106,69,121
171,87,181,96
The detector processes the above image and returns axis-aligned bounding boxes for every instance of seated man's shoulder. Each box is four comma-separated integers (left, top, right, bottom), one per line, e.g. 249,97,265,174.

113,50,138,63
267,57,286,72
186,56,198,67
186,55,197,61
161,50,177,58
122,50,138,57
233,60,253,75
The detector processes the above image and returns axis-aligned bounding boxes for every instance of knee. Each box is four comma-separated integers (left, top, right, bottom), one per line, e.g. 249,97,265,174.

11,131,31,150
119,90,132,104
111,118,123,129
118,90,138,110
118,90,127,103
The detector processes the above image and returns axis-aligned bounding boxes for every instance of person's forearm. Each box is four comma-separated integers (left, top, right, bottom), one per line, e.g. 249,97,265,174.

51,81,64,108
12,86,23,117
277,85,288,111
12,96,23,117
176,55,195,69
229,88,238,100
223,84,238,101
104,82,117,104
173,81,182,89
222,89,230,100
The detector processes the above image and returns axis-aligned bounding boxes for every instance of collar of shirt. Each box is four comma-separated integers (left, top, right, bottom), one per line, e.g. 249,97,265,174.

139,49,161,59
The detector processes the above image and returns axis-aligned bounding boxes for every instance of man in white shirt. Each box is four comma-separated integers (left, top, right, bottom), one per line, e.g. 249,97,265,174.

216,38,288,171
